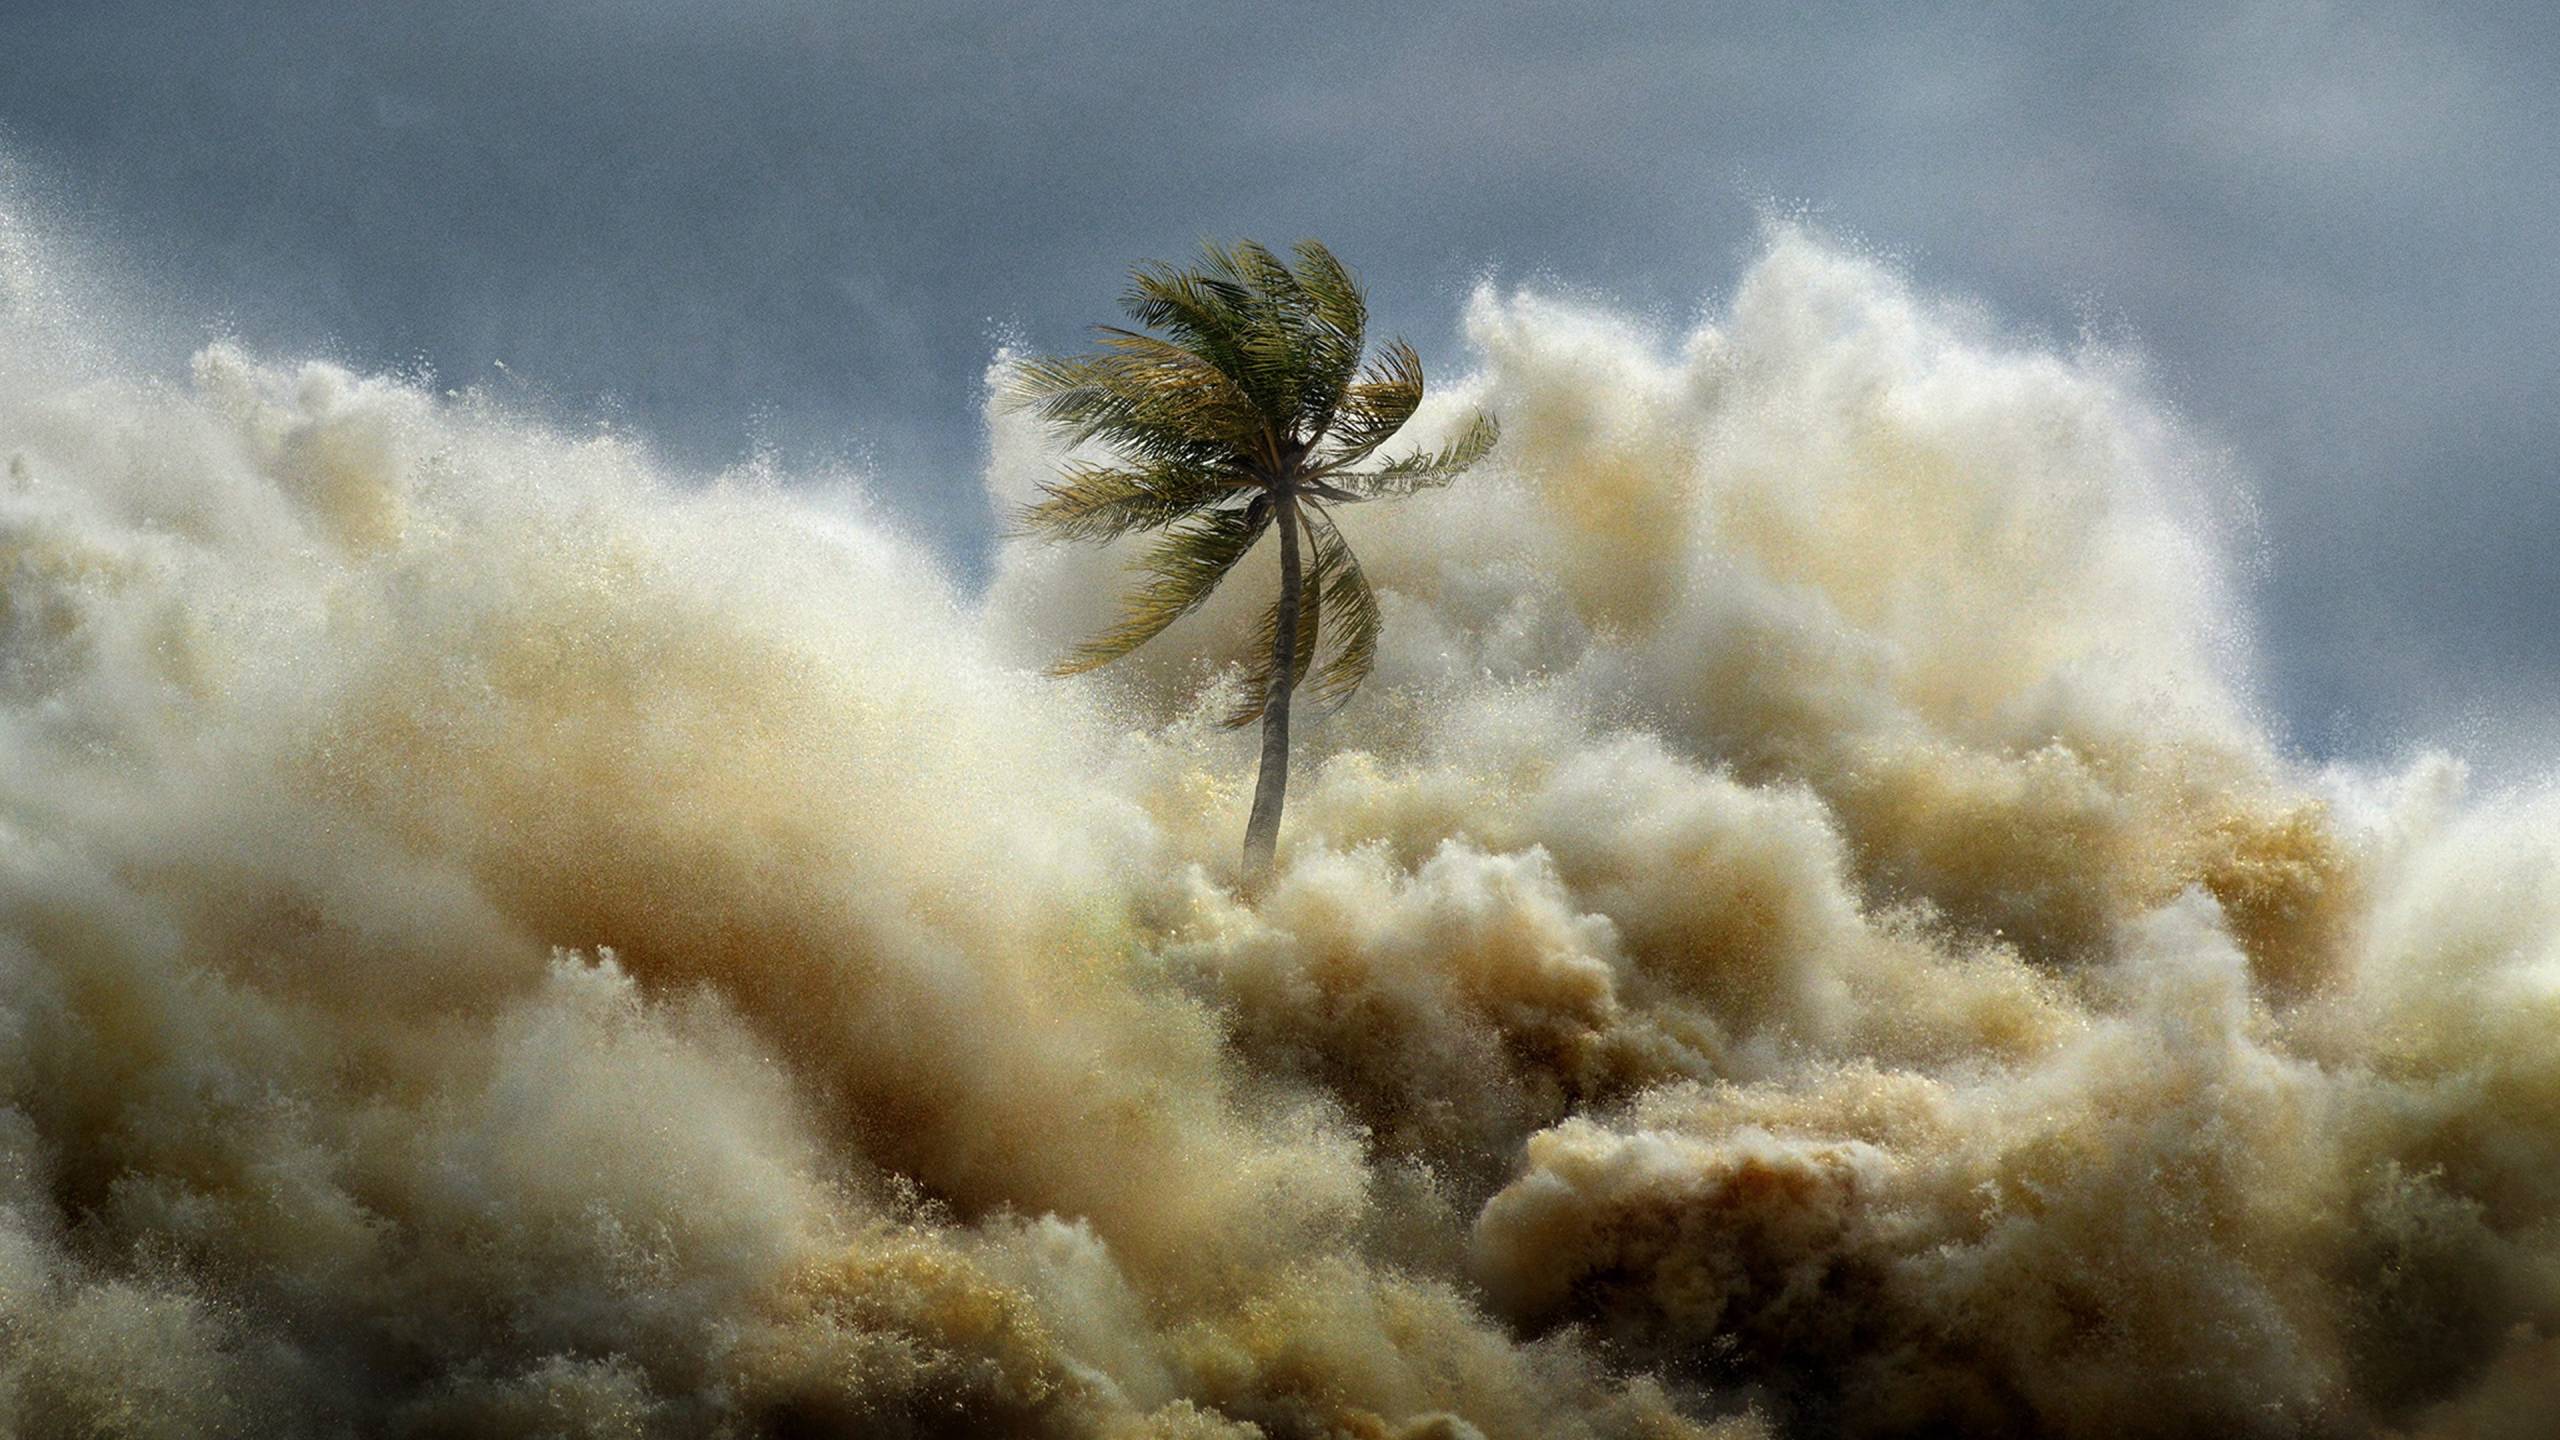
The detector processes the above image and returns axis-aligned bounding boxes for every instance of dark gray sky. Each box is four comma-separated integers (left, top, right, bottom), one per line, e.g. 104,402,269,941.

5,0,2556,768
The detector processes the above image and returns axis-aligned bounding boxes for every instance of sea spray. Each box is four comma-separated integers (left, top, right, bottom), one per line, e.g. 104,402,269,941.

0,193,2548,1437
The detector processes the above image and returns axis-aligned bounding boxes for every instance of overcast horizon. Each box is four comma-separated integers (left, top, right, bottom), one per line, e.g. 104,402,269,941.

6,0,2556,774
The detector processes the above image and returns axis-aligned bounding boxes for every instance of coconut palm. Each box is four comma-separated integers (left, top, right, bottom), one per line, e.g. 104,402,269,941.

1009,238,1498,884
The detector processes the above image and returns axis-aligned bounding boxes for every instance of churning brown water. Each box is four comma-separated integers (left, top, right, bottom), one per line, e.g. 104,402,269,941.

2,201,2553,1437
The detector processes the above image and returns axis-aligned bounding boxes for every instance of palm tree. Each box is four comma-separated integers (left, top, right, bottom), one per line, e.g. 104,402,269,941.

1008,239,1498,885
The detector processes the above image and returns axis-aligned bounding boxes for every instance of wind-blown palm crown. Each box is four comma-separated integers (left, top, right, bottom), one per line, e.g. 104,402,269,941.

1008,238,1498,881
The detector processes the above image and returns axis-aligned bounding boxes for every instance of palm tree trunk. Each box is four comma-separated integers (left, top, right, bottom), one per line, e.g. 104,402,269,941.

1241,482,1299,885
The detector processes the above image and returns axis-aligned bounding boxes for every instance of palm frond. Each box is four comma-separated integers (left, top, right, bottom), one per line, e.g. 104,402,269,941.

1302,508,1382,709
1324,411,1500,499
1286,240,1368,443
1314,339,1425,471
1119,260,1255,376
1290,241,1368,351
1221,509,1332,727
1121,240,1297,437
1225,240,1320,437
1007,351,1262,466
1013,459,1245,543
1050,503,1271,676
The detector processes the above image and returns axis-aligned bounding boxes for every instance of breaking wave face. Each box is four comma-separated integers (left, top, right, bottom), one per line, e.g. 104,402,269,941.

4,189,2558,1440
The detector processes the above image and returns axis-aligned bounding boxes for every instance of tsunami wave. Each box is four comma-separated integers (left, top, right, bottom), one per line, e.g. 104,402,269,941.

2,182,2555,1438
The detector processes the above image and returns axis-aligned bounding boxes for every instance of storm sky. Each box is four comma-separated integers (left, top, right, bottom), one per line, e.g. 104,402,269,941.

4,0,2554,769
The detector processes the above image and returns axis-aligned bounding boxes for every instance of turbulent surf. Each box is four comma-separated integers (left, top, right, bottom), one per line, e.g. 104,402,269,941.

2,186,2553,1437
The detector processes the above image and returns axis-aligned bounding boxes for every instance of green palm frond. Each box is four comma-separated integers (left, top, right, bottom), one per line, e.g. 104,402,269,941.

1128,240,1299,433
1222,511,1332,728
1007,350,1262,466
1287,240,1367,441
1314,339,1425,471
1301,507,1382,709
1225,240,1322,435
1092,327,1261,415
1013,459,1246,543
1323,411,1500,499
1115,265,1270,462
1119,261,1256,380
1051,503,1272,676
